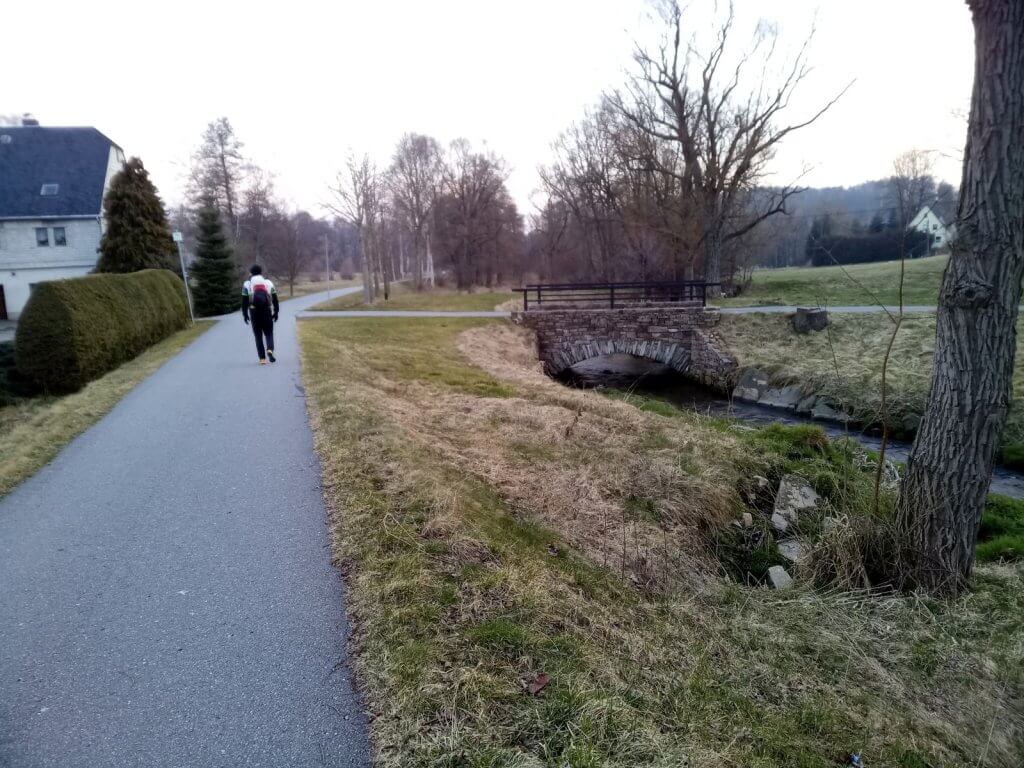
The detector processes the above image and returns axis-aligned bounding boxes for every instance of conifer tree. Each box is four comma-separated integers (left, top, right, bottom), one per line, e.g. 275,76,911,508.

190,202,240,316
96,157,178,273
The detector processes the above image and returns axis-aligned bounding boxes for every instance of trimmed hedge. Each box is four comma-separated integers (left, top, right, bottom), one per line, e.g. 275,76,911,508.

15,269,190,393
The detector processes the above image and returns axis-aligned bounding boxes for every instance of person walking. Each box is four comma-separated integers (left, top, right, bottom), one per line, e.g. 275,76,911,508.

242,265,280,364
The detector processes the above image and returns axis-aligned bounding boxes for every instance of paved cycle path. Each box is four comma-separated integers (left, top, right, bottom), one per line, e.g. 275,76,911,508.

0,288,369,768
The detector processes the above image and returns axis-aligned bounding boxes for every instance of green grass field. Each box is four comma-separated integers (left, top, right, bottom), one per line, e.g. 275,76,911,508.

309,282,516,312
718,255,949,307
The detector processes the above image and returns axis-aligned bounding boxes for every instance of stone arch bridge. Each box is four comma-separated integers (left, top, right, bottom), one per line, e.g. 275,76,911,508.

512,305,736,386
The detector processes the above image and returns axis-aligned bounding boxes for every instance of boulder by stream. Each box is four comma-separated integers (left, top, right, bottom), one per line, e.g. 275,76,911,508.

732,367,854,425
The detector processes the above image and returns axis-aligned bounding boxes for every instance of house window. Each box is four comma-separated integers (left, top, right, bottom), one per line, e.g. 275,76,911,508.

35,227,49,247
53,227,67,246
40,183,59,196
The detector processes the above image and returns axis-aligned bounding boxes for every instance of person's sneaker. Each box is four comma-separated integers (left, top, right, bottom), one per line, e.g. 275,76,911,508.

259,359,268,365
267,350,276,363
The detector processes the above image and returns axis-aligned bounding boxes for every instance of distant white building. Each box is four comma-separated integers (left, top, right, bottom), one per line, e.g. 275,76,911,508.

0,124,125,319
908,204,955,252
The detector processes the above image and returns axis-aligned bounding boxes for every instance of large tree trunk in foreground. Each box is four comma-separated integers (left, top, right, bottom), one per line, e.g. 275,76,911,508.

896,0,1024,593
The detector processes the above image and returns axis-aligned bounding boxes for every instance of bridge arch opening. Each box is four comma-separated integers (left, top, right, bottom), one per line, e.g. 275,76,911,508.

555,352,675,390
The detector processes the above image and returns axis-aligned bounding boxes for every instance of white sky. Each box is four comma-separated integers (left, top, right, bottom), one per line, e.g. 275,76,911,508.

4,0,974,216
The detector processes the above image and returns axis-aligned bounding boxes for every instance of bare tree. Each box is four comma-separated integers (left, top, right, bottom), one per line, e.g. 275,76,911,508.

189,117,247,238
889,150,937,229
615,0,848,291
434,140,513,290
327,153,382,304
895,0,1024,593
237,168,277,267
389,133,443,289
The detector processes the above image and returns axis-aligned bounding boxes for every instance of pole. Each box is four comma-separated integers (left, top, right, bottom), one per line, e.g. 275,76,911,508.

324,233,331,300
172,231,195,323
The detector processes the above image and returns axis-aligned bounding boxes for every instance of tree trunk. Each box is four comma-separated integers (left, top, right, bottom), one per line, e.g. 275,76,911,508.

703,233,722,295
896,0,1024,593
359,230,374,305
413,227,424,290
425,222,436,288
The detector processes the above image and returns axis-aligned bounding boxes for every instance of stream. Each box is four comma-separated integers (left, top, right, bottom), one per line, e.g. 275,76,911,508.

561,354,1024,499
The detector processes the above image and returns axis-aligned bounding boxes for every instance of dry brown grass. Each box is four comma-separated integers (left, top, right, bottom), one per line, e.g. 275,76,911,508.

300,316,1024,767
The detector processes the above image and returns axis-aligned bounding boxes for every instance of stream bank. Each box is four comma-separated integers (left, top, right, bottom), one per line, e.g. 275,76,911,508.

559,354,1024,499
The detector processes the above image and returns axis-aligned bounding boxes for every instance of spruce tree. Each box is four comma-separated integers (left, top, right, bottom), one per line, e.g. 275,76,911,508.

190,203,240,316
96,157,178,273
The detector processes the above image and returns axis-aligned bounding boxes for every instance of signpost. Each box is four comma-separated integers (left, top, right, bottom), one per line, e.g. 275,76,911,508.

172,231,195,323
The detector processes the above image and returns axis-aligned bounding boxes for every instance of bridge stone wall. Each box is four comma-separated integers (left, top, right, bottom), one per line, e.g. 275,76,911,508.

511,306,736,386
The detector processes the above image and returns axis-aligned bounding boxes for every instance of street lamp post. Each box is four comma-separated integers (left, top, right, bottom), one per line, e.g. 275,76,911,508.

324,233,331,300
172,231,195,323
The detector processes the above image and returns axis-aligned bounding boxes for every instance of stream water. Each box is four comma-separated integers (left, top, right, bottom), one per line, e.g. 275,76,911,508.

560,354,1024,499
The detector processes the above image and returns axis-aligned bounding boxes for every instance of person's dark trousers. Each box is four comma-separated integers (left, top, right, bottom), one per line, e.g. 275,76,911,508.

251,312,275,360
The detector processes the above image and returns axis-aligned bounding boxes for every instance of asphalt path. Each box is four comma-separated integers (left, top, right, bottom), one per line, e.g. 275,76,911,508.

0,288,369,768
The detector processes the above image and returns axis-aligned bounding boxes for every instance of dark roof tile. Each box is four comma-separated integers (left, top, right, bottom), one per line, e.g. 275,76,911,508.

0,126,118,218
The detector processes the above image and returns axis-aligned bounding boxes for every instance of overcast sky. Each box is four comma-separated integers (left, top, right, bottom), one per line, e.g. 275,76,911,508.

5,0,974,217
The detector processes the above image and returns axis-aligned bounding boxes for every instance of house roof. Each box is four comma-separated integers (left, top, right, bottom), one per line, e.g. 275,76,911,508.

0,126,119,219
910,205,945,230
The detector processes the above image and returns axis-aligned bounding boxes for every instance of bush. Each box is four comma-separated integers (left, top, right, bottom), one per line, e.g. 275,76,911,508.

0,341,41,405
14,269,189,393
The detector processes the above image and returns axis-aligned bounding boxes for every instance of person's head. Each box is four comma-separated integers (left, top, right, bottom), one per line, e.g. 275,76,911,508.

249,264,263,277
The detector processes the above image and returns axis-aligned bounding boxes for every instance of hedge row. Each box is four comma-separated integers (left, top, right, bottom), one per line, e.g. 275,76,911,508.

15,269,190,393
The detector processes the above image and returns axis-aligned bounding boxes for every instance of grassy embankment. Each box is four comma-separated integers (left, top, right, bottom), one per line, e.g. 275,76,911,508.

717,254,949,308
0,322,212,496
300,315,1023,768
310,281,516,311
717,312,1024,467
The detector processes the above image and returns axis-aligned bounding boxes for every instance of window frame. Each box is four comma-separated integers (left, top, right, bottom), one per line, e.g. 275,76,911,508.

53,226,67,247
35,227,50,247
40,183,59,196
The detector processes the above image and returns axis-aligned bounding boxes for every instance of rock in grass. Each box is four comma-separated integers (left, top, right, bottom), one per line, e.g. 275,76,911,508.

777,539,805,563
771,475,820,532
791,307,828,334
767,565,794,589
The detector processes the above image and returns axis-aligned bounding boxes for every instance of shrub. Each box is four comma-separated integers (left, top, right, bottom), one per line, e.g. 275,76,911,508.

15,269,189,393
0,341,41,405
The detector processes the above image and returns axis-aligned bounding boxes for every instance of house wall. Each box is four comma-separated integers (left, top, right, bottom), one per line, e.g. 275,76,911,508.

910,209,951,250
0,219,102,318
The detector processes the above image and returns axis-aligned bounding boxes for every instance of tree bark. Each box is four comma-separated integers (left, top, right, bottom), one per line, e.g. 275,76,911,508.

896,0,1024,593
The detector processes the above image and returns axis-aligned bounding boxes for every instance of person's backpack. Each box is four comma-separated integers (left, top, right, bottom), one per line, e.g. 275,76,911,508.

250,280,272,310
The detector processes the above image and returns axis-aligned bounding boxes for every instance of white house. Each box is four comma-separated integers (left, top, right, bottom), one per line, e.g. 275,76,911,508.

0,124,125,319
908,204,955,252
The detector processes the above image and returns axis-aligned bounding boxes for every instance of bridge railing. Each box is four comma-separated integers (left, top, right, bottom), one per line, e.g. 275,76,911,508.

515,281,719,311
